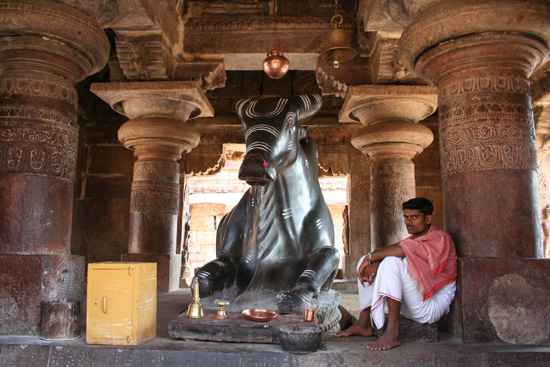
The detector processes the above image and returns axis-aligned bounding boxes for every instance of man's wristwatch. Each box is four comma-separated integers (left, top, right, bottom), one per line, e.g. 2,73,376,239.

367,252,373,263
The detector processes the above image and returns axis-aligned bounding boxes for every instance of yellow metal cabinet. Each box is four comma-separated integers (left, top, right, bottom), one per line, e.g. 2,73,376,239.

86,262,157,346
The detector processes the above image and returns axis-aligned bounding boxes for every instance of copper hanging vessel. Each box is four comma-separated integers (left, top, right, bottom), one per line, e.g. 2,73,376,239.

263,50,290,79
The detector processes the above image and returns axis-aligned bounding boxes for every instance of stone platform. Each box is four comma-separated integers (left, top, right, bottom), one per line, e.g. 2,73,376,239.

168,310,310,343
1,289,549,367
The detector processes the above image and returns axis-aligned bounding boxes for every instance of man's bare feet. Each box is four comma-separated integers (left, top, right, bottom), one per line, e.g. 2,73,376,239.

334,323,374,337
366,330,401,350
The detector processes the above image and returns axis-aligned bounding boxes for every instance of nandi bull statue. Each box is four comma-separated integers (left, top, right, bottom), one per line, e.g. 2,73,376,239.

193,94,340,315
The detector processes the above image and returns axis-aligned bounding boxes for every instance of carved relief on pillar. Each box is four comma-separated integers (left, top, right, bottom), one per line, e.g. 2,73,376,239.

130,181,180,215
0,76,78,110
402,27,547,180
115,34,169,81
130,159,181,216
351,178,370,203
370,159,415,215
133,159,180,182
439,93,537,177
0,74,79,182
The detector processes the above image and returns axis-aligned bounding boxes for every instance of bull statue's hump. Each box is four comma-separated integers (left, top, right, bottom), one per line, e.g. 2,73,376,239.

194,94,340,315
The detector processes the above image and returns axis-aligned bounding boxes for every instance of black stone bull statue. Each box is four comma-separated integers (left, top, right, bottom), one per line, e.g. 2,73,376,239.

193,94,340,314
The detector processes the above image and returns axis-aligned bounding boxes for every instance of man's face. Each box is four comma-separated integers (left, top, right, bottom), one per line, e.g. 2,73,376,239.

403,209,432,237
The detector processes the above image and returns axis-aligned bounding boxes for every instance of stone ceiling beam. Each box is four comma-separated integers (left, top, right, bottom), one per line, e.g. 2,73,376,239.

184,16,355,71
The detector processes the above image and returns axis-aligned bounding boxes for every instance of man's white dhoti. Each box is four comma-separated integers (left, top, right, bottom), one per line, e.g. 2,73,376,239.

357,255,456,329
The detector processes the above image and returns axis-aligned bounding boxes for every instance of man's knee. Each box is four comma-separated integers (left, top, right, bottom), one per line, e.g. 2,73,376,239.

378,256,405,275
380,256,403,268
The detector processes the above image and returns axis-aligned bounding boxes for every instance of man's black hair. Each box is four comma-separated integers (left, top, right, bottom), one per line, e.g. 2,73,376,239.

402,197,433,215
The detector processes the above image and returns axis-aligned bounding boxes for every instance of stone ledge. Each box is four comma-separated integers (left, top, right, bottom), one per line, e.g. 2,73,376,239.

375,316,438,342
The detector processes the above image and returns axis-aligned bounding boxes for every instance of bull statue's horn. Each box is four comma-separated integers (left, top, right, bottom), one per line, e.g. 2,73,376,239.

296,94,322,122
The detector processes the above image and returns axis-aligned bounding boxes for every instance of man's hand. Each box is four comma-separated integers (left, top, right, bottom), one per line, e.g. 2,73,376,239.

357,258,380,287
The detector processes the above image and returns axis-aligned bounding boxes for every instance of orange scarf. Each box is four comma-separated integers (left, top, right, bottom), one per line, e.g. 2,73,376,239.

399,225,457,301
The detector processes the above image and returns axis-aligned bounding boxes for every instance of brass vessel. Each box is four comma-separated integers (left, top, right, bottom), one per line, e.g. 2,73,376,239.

214,299,230,319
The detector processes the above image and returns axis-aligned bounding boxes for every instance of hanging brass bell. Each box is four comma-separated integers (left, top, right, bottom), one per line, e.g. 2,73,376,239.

319,14,358,68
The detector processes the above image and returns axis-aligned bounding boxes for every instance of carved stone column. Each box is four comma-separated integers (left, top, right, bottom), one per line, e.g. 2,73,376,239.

400,0,550,343
0,0,109,334
341,85,437,250
91,81,214,292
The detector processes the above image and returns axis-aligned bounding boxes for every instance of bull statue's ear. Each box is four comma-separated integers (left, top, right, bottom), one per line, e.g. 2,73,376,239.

296,94,322,123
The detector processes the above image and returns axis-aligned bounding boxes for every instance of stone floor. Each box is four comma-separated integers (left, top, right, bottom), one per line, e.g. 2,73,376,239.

1,288,549,367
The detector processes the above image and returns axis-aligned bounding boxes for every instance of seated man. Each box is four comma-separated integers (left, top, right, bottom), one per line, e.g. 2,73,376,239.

335,197,457,350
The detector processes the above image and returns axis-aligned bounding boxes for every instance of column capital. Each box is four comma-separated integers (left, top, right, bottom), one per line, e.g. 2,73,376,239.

340,85,436,159
0,0,110,82
90,81,214,122
339,85,438,124
399,0,550,83
118,117,200,159
351,121,434,159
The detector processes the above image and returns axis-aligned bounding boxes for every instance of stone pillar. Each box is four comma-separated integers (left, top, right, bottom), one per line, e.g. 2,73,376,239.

91,81,214,292
340,86,437,250
345,156,371,280
400,0,550,343
0,0,109,334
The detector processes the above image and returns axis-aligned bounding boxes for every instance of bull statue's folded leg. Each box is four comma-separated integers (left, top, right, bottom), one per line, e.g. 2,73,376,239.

278,246,340,314
194,255,237,298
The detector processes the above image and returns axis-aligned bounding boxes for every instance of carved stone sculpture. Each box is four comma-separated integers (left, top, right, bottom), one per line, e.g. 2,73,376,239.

193,95,340,314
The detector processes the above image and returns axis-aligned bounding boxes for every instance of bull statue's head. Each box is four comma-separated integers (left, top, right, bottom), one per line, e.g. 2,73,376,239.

236,94,322,186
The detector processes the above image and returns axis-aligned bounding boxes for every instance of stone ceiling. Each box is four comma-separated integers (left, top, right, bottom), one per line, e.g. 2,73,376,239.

83,0,550,153
94,0,429,93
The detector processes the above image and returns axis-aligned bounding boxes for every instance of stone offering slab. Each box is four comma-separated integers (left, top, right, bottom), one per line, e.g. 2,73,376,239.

168,310,314,344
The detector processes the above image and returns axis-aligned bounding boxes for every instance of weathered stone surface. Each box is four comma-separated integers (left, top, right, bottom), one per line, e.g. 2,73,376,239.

0,255,85,335
85,198,130,263
375,316,438,342
453,258,550,343
89,146,135,175
487,274,549,344
40,300,81,340
168,311,308,344
85,175,132,199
